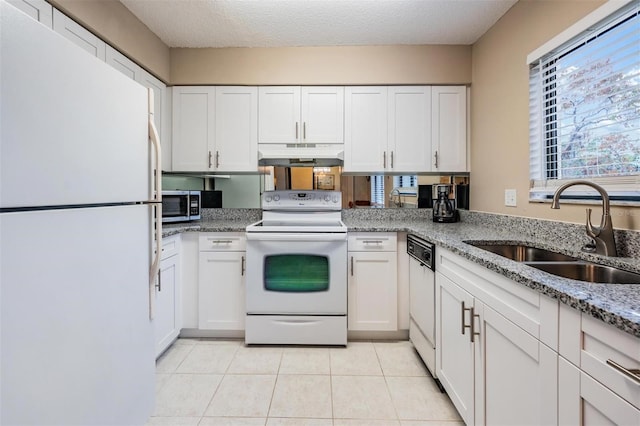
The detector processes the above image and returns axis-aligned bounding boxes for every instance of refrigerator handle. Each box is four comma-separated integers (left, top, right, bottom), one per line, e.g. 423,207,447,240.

148,88,163,320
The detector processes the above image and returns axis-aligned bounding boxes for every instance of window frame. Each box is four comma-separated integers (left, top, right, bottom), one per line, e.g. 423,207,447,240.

527,0,639,205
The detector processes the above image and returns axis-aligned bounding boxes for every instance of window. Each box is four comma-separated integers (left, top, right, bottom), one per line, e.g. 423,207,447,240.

529,1,639,203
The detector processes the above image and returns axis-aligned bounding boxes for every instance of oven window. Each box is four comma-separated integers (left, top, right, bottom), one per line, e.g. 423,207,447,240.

264,255,329,292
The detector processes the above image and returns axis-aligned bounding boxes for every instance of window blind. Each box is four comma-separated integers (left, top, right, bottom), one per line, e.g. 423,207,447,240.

529,1,639,202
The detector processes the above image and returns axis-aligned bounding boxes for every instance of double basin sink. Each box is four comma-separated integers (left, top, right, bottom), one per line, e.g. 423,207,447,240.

465,242,640,284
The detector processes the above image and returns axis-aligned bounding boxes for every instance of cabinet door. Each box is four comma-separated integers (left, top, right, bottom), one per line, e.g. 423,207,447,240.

343,86,388,172
388,86,432,172
7,0,52,27
258,86,301,144
432,86,467,172
172,86,215,171
301,87,344,144
436,273,475,425
215,86,258,171
155,254,180,357
348,251,397,331
198,251,246,330
52,9,106,60
106,45,141,80
560,358,640,425
476,303,558,426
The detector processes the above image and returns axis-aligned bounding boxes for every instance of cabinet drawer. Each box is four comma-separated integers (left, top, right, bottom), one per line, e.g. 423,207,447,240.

348,232,397,251
581,314,640,410
161,235,180,260
199,233,246,251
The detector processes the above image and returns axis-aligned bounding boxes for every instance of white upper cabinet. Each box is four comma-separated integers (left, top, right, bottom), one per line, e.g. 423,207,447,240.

7,0,52,27
432,86,468,172
388,86,432,172
344,85,466,173
172,86,258,172
259,86,344,144
301,87,344,144
343,86,388,172
214,86,258,172
106,45,141,80
52,9,106,60
172,87,215,171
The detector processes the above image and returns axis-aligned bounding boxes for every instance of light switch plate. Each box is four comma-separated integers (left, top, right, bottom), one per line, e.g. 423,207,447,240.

505,189,517,207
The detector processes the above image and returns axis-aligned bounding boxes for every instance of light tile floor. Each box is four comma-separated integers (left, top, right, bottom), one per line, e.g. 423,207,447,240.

148,339,464,426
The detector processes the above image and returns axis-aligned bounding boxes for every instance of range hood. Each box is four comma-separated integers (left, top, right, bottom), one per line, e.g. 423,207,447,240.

258,144,344,167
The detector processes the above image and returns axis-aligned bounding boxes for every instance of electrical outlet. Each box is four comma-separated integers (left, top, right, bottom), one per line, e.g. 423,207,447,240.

505,189,517,207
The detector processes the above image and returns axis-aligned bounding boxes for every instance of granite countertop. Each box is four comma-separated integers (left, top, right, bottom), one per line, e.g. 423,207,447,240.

161,211,640,338
345,217,640,338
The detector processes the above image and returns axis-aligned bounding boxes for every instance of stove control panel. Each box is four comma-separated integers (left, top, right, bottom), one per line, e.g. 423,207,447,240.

262,190,341,210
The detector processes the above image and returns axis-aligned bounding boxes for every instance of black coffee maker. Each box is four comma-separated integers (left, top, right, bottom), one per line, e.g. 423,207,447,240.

432,184,459,223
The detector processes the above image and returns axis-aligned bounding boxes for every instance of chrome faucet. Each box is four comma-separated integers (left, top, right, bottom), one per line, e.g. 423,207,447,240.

389,188,403,208
551,180,617,257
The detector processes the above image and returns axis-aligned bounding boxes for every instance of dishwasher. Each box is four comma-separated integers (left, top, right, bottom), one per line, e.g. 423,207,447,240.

407,235,439,382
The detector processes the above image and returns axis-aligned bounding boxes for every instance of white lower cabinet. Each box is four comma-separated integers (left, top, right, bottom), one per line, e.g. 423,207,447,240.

558,304,640,425
437,273,475,423
436,248,558,426
198,233,246,331
155,235,181,358
347,232,397,331
559,358,640,425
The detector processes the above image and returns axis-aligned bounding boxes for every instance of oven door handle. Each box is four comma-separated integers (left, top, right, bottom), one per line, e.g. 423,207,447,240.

246,233,347,242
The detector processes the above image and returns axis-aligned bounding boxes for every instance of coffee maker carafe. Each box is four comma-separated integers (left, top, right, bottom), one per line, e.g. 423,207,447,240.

432,184,459,223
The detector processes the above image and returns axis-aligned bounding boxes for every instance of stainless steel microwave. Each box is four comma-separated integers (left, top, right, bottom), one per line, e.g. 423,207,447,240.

162,190,201,223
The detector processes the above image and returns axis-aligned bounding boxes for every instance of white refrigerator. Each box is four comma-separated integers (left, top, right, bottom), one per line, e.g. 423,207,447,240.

0,1,161,424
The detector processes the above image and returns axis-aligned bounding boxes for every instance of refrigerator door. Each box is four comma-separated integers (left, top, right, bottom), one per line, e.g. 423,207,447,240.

0,205,155,425
0,1,150,208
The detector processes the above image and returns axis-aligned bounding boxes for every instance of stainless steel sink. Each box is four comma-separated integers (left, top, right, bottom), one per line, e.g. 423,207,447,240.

465,241,640,284
528,262,640,284
466,242,578,262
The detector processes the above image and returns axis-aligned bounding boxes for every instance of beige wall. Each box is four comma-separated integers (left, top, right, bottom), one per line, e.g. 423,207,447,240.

50,0,170,82
470,0,639,231
171,45,471,85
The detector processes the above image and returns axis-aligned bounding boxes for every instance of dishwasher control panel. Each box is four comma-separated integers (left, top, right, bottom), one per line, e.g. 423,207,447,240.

407,235,435,270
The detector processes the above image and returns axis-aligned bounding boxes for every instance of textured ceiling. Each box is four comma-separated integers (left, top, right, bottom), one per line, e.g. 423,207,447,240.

120,0,518,48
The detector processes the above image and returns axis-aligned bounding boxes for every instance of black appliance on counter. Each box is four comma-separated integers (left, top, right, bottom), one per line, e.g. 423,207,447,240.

432,184,459,223
201,190,222,208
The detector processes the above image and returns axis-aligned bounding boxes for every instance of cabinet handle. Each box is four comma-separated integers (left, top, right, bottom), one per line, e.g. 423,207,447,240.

390,151,394,169
350,256,354,276
241,255,246,276
303,122,306,140
155,270,161,292
461,301,471,335
296,122,299,140
362,240,384,245
215,151,220,168
383,151,387,168
606,359,640,384
470,307,480,343
434,150,439,169
208,151,213,168
208,239,233,244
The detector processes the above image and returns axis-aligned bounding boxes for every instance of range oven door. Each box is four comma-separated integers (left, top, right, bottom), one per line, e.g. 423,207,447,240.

245,232,347,315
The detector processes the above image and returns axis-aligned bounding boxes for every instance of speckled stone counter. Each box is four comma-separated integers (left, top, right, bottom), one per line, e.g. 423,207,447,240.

161,207,640,338
343,208,640,338
162,208,261,237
